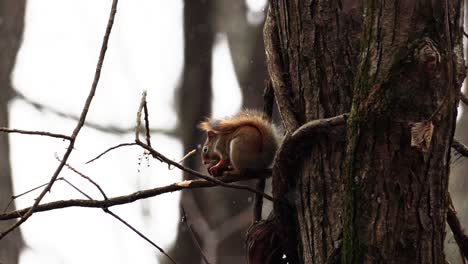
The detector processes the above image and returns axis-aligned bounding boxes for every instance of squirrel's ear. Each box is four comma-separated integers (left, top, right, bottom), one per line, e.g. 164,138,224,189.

207,131,216,139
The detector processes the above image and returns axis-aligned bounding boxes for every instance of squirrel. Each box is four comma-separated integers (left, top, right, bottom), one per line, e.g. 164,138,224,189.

198,110,279,176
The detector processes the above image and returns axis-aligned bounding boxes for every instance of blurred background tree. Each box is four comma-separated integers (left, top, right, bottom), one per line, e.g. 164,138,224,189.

162,0,268,263
0,1,25,263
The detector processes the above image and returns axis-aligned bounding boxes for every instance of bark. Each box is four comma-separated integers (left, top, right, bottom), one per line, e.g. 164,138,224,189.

266,0,465,263
446,4,468,261
266,1,362,262
343,1,464,263
0,0,26,263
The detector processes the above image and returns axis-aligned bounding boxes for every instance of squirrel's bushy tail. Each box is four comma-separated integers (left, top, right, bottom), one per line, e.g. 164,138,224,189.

199,109,278,153
199,109,272,133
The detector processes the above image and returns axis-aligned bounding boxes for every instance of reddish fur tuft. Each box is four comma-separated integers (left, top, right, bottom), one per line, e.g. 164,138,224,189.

198,120,214,132
207,110,270,134
198,110,270,134
198,110,276,154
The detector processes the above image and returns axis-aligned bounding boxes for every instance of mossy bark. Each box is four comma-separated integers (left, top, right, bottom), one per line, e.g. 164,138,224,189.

266,0,362,262
266,0,465,263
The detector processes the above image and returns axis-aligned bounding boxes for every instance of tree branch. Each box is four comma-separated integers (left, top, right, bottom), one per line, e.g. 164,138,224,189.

453,139,468,157
461,91,468,106
86,142,138,164
0,0,119,240
0,127,71,140
181,207,211,264
136,139,275,201
253,80,275,223
60,161,177,264
0,174,268,221
447,196,468,260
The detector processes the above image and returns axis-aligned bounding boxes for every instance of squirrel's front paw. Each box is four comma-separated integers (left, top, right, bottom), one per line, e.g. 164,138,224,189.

208,166,224,177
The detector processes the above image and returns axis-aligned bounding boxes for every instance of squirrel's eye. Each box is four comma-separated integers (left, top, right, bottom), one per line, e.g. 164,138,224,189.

202,146,208,153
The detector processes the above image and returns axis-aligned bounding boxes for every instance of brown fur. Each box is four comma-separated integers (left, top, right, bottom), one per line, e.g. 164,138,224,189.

198,109,278,175
198,110,271,145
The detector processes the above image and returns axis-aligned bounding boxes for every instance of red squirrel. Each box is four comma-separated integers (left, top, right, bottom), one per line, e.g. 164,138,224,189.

198,110,279,176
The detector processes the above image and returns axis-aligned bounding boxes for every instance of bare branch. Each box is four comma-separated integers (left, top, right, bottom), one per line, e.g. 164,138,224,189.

86,142,138,164
0,0,119,240
169,148,197,170
61,164,177,263
0,127,71,140
3,177,65,213
143,97,152,147
135,90,147,141
253,178,266,223
136,140,275,201
290,114,348,144
106,210,178,264
253,80,275,223
461,91,468,106
182,207,211,264
0,174,269,221
447,195,468,260
62,160,108,200
452,139,468,157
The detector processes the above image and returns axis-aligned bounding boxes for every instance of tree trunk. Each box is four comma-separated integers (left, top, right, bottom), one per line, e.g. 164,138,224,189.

265,1,465,263
265,1,362,262
0,0,26,263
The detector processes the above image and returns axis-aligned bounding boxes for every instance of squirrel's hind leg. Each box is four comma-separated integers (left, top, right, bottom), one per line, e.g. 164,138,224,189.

229,126,264,170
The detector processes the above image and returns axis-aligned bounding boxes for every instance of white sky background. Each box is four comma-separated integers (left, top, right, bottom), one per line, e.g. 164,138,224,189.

7,0,267,263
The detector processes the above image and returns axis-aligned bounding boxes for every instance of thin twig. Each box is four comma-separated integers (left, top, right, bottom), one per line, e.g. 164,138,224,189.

182,207,211,264
452,139,468,157
169,149,197,170
0,0,119,240
447,195,468,260
143,99,152,147
106,210,178,264
62,163,177,263
135,90,147,141
253,80,275,223
2,177,65,213
136,140,275,201
0,173,270,220
86,142,138,164
253,178,266,223
135,92,163,162
0,127,71,140
461,91,468,106
62,178,94,199
61,160,108,200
